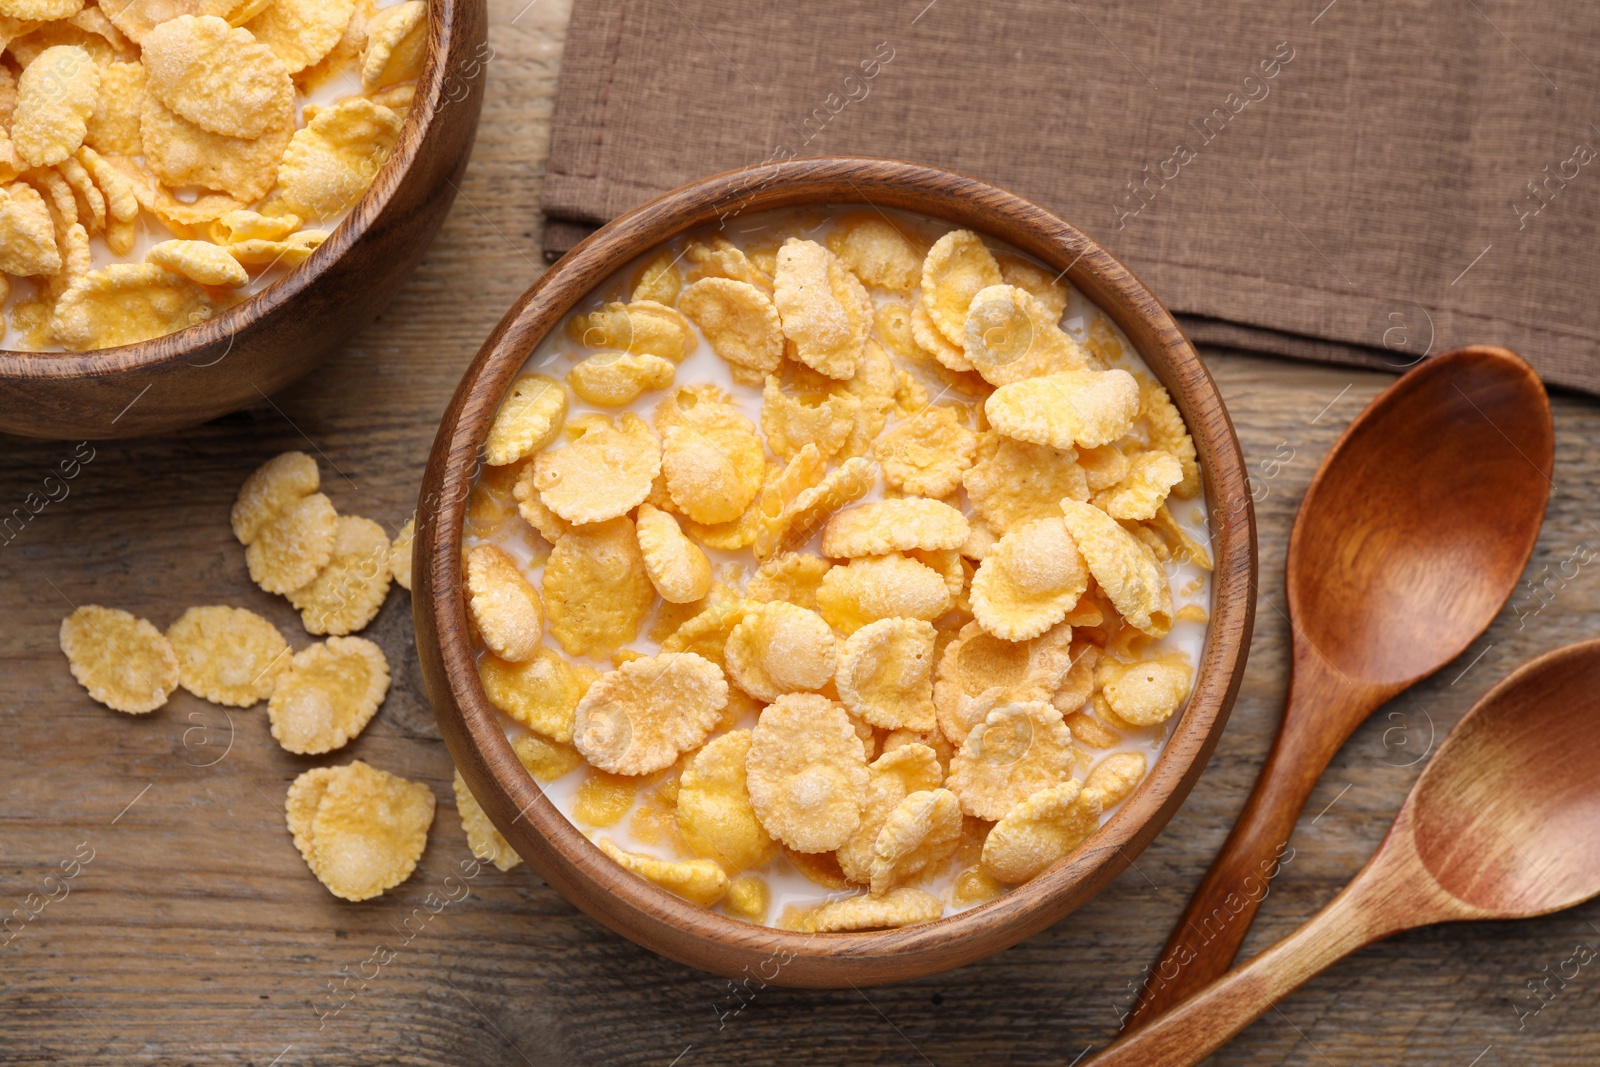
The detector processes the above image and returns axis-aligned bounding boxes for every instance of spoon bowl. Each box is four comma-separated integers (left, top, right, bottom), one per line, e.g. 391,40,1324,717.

1127,345,1553,1026
1089,638,1600,1067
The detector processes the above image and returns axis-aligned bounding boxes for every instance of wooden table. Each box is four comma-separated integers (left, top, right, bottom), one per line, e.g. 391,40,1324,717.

4,2,1598,1062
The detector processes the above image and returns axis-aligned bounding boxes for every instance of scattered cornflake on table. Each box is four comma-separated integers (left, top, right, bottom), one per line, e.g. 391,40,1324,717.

288,760,435,902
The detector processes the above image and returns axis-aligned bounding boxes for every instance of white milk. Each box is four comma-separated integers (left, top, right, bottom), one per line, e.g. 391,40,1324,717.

465,207,1213,925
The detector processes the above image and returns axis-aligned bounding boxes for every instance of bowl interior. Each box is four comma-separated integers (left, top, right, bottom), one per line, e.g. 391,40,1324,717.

417,157,1256,986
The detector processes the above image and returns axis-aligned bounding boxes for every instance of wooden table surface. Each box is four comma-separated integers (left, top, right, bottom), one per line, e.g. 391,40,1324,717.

4,2,1599,1063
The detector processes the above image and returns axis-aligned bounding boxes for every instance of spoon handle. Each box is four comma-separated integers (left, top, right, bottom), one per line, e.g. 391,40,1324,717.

1089,864,1412,1067
1124,657,1378,1029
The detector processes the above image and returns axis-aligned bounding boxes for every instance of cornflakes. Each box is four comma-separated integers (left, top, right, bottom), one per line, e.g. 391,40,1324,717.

747,551,830,611
534,412,660,524
566,351,675,407
657,388,764,525
51,263,214,349
0,181,62,276
165,604,288,707
921,228,1002,347
275,96,399,220
676,729,776,873
658,596,750,667
1140,376,1200,499
753,453,873,561
142,15,291,138
970,517,1090,641
464,543,542,661
910,297,970,371
480,648,585,741
543,517,655,658
568,299,695,362
1059,499,1173,636
512,731,585,782
986,368,1141,450
1096,449,1182,521
995,251,1068,321
1083,751,1146,810
245,0,353,73
772,237,871,380
1097,651,1192,726
760,373,859,462
870,787,962,895
836,742,941,883
981,779,1101,884
598,838,729,907
572,652,727,775
147,238,249,286
390,516,415,592
245,490,336,595
816,554,951,635
834,617,936,732
964,284,1090,385
231,450,317,544
746,693,869,853
678,277,784,381
306,760,434,902
630,248,681,305
572,772,635,826
454,769,518,872
289,514,391,636
946,700,1075,820
933,620,1074,747
724,600,835,701
821,497,968,558
781,886,942,932
963,435,1088,533
635,502,712,604
141,91,290,202
873,405,977,497
267,635,388,754
826,214,921,291
684,235,772,292
59,604,179,713
359,0,424,89
13,45,97,167
722,873,770,922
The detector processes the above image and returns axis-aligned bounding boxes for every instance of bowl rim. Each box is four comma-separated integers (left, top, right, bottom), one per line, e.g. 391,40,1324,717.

416,156,1257,986
0,0,465,374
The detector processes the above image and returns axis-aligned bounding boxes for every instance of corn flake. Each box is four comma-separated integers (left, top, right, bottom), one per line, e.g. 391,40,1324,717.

995,251,1069,322
390,516,414,591
478,647,582,741
835,743,941,883
658,596,750,668
245,0,353,72
678,277,784,381
1098,651,1192,726
307,760,434,901
275,96,398,219
143,15,293,139
566,351,674,407
970,517,1089,641
232,450,317,544
772,237,870,380
723,873,770,922
933,620,1074,747
52,261,214,349
288,514,391,635
464,543,542,661
534,412,660,524
268,635,389,754
870,787,962,895
1096,449,1182,522
245,490,337,595
816,554,951,636
986,369,1141,450
1059,499,1172,636
873,405,977,498
359,0,424,89
454,768,518,872
946,699,1075,820
747,551,830,611
963,435,1088,534
1140,376,1200,499
656,388,764,525
921,228,1002,347
821,497,968,559
0,180,61,276
964,284,1091,386
825,214,922,291
746,692,869,853
285,764,336,866
685,235,772,292
1084,750,1146,810
635,502,712,604
753,453,873,561
598,838,729,907
981,779,1101,884
147,238,249,286
166,605,289,707
543,516,655,658
676,729,777,873
141,91,290,202
13,45,97,167
568,299,695,362
572,651,727,775
630,248,681,305
782,886,942,932
760,373,859,462
487,372,565,466
513,731,584,781
834,617,936,732
59,604,179,713
725,600,836,701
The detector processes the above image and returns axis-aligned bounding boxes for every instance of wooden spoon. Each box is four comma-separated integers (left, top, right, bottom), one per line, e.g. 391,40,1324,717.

1126,344,1552,1027
1089,638,1600,1066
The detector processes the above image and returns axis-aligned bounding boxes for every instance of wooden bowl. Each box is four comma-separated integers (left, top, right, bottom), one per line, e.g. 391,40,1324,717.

0,0,488,441
414,157,1257,988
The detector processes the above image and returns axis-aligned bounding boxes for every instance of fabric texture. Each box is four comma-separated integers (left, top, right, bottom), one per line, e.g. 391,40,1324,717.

542,0,1600,393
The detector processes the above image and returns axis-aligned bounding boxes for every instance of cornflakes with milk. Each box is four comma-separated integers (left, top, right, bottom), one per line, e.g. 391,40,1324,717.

458,208,1213,928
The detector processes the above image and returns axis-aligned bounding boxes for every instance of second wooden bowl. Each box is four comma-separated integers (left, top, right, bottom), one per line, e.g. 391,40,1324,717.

0,0,488,441
415,157,1257,987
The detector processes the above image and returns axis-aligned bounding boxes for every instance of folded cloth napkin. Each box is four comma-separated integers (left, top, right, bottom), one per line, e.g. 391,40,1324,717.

542,0,1600,394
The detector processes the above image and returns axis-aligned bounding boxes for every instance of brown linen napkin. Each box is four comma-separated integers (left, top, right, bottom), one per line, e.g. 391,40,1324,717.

541,0,1600,394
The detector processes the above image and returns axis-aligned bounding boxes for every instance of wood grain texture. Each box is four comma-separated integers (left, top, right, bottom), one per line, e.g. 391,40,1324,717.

1126,347,1554,1026
0,0,488,442
2,0,1600,1061
414,155,1256,988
